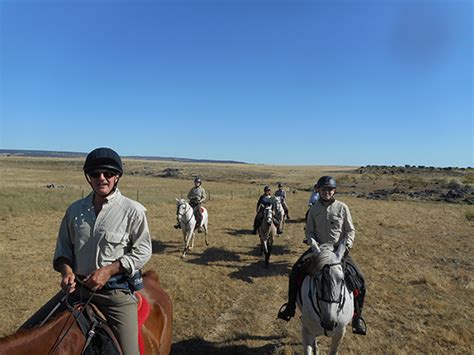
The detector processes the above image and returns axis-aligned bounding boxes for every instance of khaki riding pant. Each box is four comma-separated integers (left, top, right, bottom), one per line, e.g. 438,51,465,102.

21,287,139,355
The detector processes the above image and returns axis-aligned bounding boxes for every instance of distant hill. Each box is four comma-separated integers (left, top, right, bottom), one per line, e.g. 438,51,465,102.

0,149,248,165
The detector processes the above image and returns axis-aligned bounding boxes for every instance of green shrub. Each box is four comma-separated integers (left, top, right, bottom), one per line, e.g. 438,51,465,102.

466,210,474,221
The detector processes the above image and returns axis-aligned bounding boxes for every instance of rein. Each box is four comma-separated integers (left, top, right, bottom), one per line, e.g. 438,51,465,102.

308,262,347,334
178,203,193,226
48,282,97,355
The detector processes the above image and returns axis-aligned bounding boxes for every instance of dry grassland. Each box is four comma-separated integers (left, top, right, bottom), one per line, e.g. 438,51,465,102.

0,157,473,354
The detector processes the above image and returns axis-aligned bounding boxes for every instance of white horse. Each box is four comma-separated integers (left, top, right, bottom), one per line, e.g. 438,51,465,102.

274,196,285,234
258,205,277,267
176,198,209,258
297,239,354,355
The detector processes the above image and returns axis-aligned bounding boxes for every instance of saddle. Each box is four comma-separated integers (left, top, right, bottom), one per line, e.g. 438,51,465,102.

75,292,151,355
73,303,122,355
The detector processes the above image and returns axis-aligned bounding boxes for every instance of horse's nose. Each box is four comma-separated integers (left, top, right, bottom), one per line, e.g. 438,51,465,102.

321,320,337,331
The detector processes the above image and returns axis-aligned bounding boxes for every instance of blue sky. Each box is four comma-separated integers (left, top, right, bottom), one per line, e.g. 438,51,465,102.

0,0,472,166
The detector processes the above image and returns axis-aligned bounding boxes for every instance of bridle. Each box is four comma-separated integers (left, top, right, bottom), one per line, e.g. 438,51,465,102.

48,281,97,354
308,262,347,335
177,202,193,225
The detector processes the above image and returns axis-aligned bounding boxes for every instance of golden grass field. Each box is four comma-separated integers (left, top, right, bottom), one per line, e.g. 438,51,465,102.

0,156,473,354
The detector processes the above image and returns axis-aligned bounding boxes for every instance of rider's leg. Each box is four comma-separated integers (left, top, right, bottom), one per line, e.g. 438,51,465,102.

278,248,314,321
283,201,290,219
174,216,181,229
253,210,263,234
82,287,140,355
345,254,367,335
194,204,203,231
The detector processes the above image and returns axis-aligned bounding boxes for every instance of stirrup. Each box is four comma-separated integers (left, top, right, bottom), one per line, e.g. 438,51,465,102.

277,303,294,321
352,317,367,335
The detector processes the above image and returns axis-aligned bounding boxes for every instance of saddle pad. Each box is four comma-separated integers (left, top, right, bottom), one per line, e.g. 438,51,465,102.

136,292,151,355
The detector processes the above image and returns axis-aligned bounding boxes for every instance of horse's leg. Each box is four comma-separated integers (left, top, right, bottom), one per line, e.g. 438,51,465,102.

263,239,269,267
329,327,345,355
203,222,209,246
190,231,195,249
302,325,317,355
182,230,192,258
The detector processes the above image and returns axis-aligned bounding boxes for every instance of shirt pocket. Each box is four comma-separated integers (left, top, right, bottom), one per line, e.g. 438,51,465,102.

102,232,129,258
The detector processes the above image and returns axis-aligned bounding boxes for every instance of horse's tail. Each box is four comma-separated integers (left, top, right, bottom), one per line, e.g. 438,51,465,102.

143,270,160,285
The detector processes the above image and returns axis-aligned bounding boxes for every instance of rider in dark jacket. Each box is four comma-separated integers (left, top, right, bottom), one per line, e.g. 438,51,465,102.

253,185,280,234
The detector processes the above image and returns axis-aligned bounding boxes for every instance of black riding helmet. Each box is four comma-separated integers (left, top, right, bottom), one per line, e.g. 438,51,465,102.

264,185,271,192
83,147,123,176
316,176,336,189
194,177,202,184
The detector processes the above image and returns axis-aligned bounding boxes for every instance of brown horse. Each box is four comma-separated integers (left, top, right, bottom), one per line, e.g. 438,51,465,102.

0,270,173,355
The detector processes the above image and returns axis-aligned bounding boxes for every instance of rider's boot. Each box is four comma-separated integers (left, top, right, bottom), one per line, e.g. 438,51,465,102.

174,223,181,229
352,289,367,335
352,316,367,335
277,272,298,321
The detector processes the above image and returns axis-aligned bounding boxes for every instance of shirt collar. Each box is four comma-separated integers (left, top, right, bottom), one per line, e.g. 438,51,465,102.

83,188,121,207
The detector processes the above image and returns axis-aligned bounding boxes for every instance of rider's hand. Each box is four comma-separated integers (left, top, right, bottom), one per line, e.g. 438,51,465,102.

83,266,113,292
61,271,76,294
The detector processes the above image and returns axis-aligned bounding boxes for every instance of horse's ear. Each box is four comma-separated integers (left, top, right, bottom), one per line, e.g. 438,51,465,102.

309,238,321,256
175,198,179,202
335,239,347,261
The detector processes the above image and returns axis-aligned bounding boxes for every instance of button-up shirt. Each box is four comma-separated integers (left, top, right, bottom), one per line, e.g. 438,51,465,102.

305,198,355,249
187,186,206,204
53,189,152,277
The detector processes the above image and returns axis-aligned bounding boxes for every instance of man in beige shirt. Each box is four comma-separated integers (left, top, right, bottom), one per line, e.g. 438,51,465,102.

277,176,367,335
22,147,152,354
187,177,207,231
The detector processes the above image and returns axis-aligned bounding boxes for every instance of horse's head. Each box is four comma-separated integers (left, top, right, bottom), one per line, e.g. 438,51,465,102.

274,196,283,213
263,205,274,225
175,198,188,216
309,240,347,332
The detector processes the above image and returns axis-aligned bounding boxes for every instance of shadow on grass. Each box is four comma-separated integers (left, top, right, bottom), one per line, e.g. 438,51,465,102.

187,247,242,265
151,239,181,254
171,335,285,354
224,228,255,237
228,260,291,283
243,244,292,258
285,218,306,224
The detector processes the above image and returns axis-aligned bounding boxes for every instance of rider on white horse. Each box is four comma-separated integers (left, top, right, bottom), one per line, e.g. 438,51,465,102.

277,176,367,336
174,177,207,232
187,177,206,232
274,182,290,219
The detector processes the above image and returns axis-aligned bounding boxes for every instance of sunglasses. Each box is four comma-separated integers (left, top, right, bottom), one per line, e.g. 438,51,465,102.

320,187,335,192
89,171,116,179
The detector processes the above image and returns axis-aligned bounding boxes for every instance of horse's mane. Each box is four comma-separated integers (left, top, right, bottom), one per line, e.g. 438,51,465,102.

0,311,70,343
314,244,336,272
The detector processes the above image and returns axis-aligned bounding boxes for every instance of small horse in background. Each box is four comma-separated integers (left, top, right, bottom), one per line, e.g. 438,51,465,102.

274,196,285,235
0,270,173,355
297,239,353,355
176,198,209,258
258,205,277,267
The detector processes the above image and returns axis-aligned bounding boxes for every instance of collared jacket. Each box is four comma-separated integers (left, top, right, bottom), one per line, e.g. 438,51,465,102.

305,198,355,249
53,189,152,277
187,186,206,204
256,194,276,213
